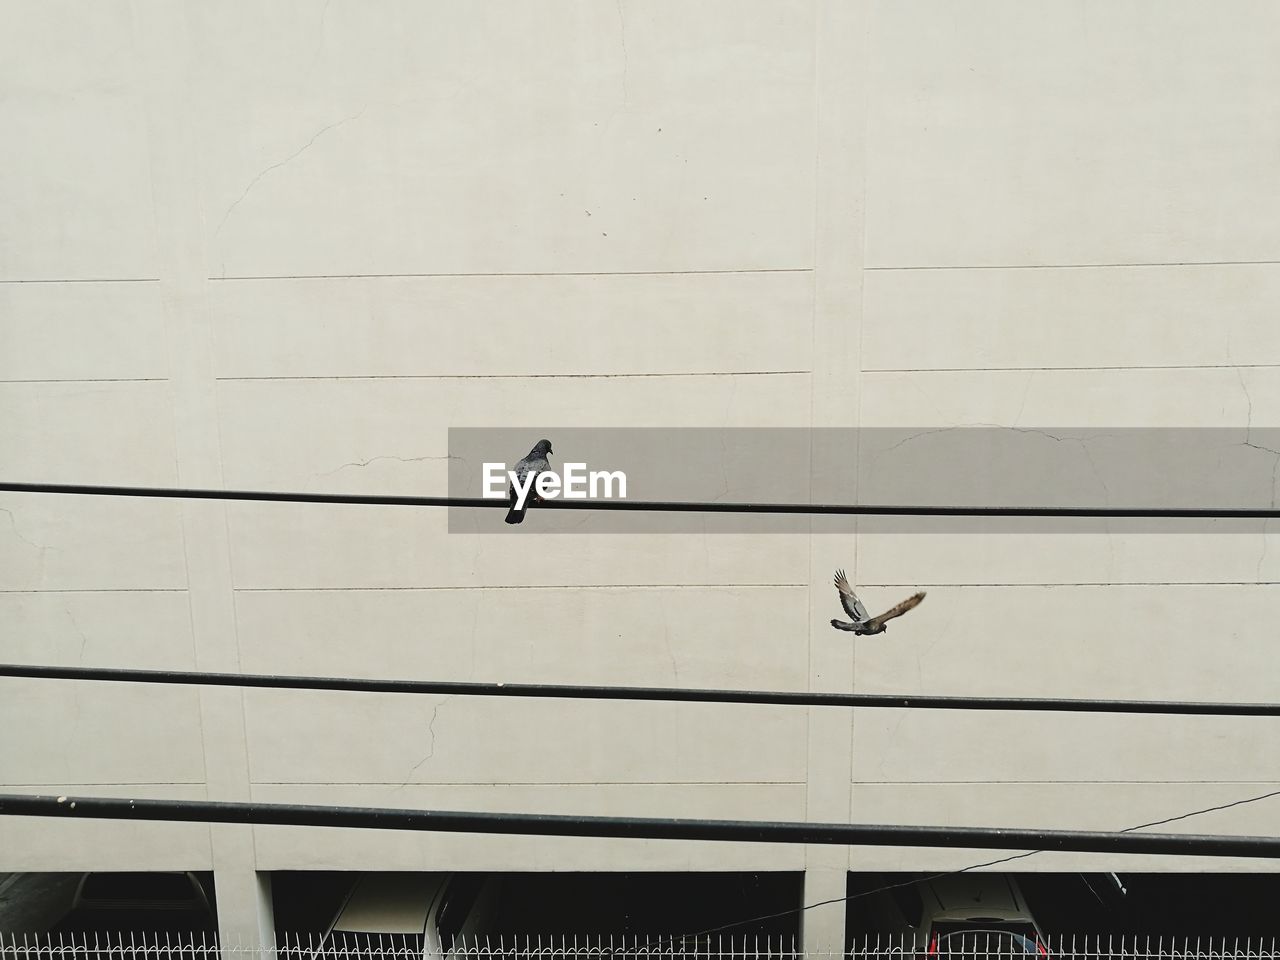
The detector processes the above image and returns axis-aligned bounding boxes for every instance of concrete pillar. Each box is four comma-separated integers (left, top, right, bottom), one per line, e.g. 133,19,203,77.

801,867,849,956
211,861,275,950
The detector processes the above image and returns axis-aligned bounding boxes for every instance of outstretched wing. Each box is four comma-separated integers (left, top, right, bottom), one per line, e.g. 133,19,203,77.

833,569,869,622
865,591,926,632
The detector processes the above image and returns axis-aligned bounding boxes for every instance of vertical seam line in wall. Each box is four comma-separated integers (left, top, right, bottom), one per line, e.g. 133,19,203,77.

803,0,824,824
209,334,261,846
126,0,217,851
850,1,874,844
198,104,264,875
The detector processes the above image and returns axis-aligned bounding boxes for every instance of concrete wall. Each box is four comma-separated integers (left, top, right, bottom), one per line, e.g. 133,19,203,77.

3,0,1280,947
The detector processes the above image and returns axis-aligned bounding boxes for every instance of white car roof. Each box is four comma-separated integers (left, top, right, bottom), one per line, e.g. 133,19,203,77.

333,873,450,935
926,875,1027,920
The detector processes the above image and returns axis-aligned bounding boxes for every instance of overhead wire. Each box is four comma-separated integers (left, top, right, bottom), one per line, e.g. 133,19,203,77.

2,794,1280,859
2,481,1278,518
2,663,1277,717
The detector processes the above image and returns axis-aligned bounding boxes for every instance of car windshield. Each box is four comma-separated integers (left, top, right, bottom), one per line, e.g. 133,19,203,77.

318,932,425,960
930,923,1044,958
435,875,486,948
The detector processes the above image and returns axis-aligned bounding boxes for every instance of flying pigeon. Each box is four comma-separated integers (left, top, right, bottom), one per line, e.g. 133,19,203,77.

505,438,553,525
830,569,925,634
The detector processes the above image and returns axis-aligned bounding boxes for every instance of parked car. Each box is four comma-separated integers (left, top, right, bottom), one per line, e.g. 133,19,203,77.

63,871,216,932
864,874,1048,959
317,873,499,959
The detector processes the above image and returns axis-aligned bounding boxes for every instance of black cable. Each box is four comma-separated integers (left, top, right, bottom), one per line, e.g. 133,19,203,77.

4,663,1278,716
2,480,1278,518
3,794,1280,858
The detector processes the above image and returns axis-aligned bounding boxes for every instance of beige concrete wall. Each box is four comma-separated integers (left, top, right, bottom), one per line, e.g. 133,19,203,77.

850,0,1280,879
3,0,1280,942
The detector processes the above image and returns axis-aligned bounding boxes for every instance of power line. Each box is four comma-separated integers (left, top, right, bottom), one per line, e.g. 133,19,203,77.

2,481,1278,519
1126,787,1280,831
3,794,1280,858
4,663,1278,716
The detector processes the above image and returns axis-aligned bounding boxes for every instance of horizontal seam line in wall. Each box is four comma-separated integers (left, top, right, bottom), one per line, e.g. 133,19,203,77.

210,268,814,281
8,781,1273,787
864,363,1280,373
4,584,1275,593
853,581,1280,587
231,583,1280,592
0,378,169,384
864,260,1280,271
216,371,809,381
0,588,188,594
850,780,1280,785
0,783,208,788
250,780,806,787
232,584,808,592
0,278,162,284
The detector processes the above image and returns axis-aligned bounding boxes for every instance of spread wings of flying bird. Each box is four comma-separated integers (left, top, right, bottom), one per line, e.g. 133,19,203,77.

830,568,925,635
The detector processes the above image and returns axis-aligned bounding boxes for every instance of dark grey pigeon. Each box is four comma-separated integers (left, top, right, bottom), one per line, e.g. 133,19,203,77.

830,568,925,634
505,438,553,525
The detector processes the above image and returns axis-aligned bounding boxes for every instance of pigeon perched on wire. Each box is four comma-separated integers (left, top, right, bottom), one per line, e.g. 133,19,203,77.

830,569,925,634
505,438,553,525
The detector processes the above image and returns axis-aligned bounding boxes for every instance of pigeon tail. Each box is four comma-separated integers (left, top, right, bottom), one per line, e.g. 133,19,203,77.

505,481,527,524
830,618,861,632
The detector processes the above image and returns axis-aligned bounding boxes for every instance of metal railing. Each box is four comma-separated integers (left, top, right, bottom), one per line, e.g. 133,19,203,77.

0,935,1277,960
848,935,1280,960
278,933,800,959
